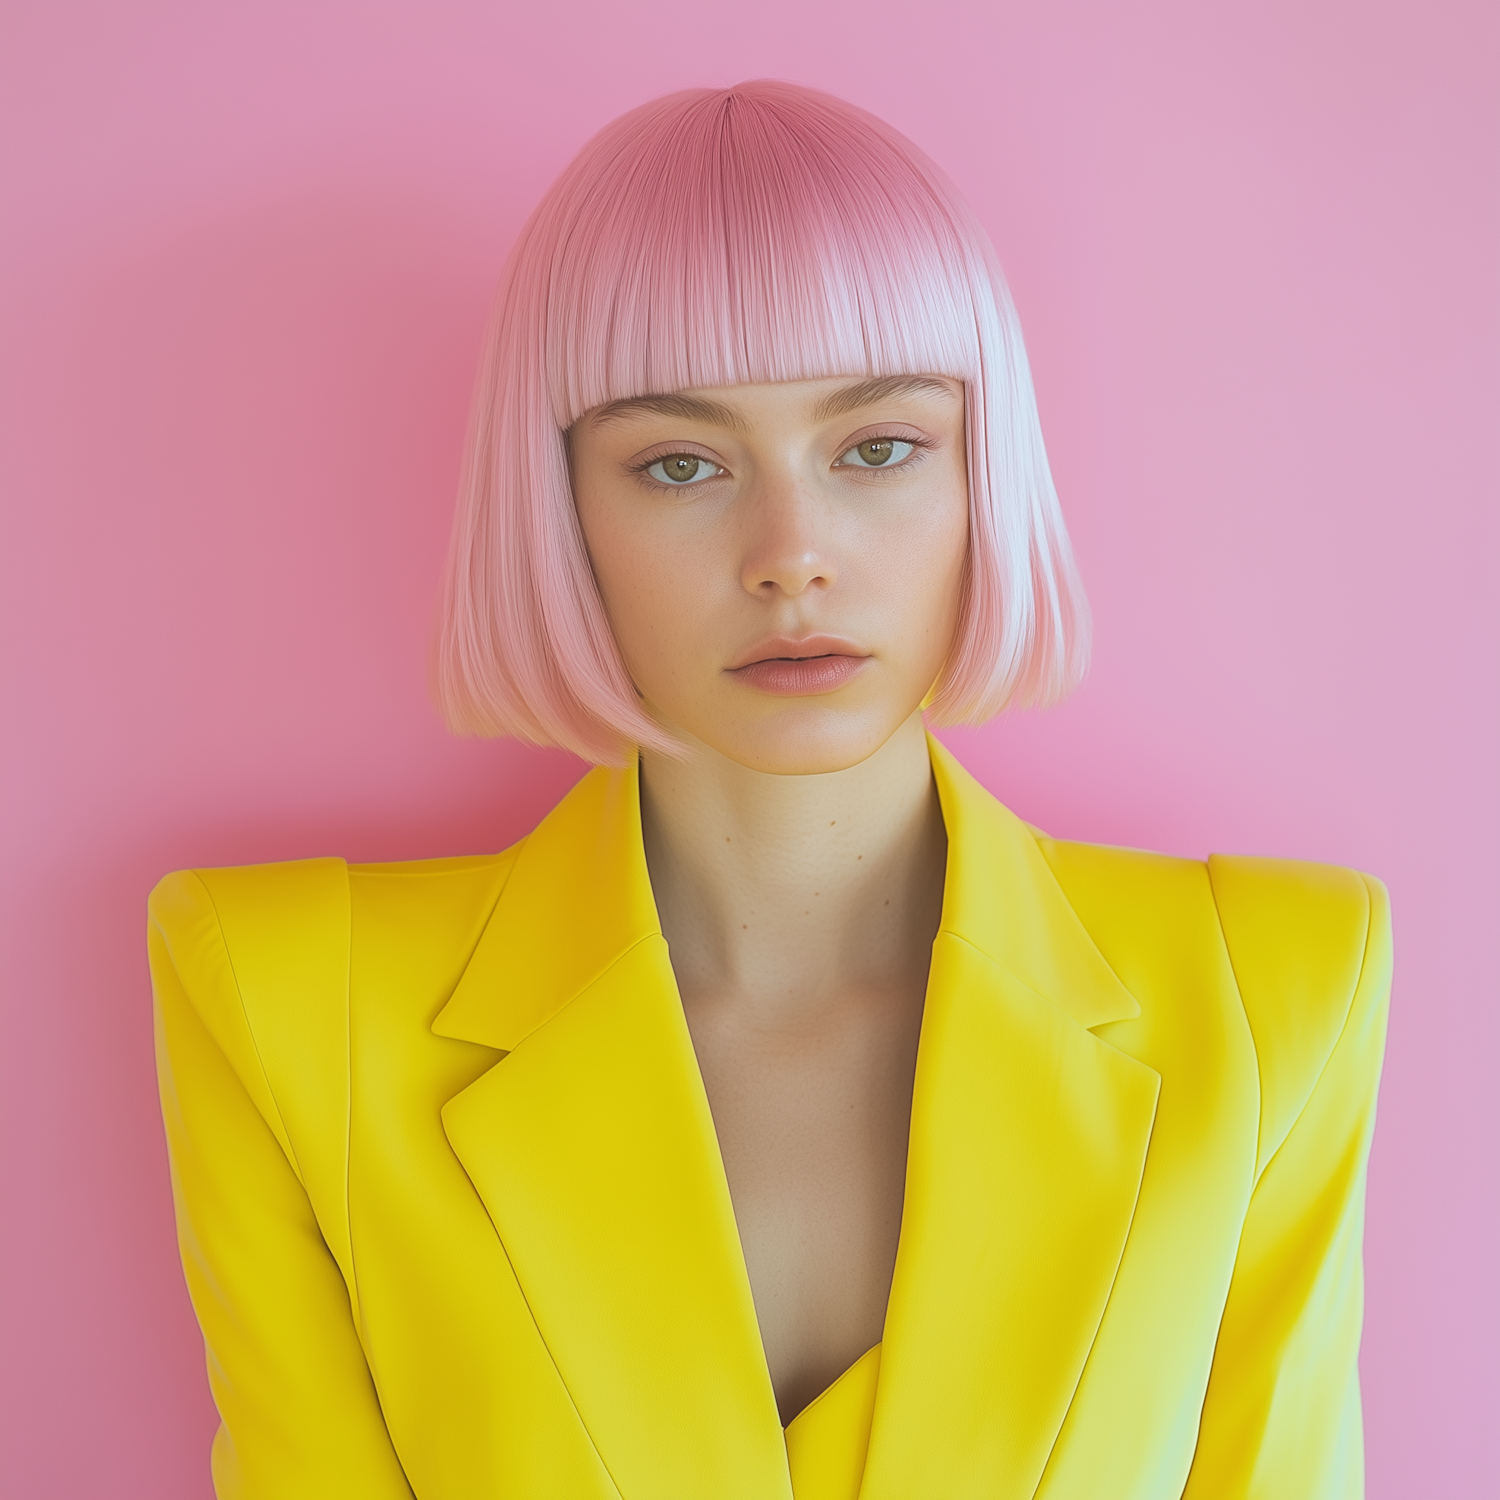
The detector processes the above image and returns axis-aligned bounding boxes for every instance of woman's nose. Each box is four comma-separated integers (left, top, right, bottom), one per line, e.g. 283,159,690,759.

739,476,837,598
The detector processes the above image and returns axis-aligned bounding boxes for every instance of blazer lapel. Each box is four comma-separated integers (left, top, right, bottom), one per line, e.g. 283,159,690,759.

432,765,791,1500
860,740,1161,1500
430,741,1157,1499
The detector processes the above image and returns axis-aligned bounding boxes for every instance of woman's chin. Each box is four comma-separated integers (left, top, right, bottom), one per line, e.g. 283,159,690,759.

654,701,925,779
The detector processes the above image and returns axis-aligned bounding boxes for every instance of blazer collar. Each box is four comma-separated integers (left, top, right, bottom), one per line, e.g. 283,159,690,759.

926,735,1138,1030
432,735,1139,1050
432,737,1158,1500
433,760,659,1051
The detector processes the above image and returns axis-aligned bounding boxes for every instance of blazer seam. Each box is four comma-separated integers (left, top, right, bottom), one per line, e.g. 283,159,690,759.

1202,866,1267,1185
1253,879,1372,1187
206,861,407,1487
183,870,309,1187
1207,864,1373,1188
1180,877,1378,1491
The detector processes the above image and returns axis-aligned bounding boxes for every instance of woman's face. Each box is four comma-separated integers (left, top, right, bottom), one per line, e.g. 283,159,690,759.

570,374,970,775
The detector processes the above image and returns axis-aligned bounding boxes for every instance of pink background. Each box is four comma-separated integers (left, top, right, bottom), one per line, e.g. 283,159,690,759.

2,1,1495,1495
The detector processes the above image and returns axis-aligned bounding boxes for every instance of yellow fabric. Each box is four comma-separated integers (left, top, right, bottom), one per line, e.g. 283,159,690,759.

150,736,1390,1499
785,1343,882,1500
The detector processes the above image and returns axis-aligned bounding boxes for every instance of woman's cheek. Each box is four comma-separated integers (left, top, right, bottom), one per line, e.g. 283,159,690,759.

609,527,714,697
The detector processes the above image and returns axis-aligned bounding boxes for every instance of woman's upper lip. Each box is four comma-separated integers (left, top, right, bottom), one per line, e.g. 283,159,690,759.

727,634,869,671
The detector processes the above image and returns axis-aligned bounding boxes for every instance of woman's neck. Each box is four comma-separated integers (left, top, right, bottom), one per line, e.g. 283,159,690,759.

638,711,947,1022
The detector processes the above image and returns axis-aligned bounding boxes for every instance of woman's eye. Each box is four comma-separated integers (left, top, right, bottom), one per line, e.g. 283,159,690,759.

645,454,722,485
837,438,916,469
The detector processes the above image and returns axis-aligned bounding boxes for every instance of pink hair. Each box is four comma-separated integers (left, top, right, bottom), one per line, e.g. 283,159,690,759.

438,80,1089,764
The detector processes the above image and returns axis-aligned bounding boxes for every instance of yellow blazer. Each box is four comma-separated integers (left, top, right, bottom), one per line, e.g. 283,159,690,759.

149,739,1390,1500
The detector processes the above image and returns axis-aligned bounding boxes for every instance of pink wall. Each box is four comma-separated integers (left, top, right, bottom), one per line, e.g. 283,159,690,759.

2,1,1495,1494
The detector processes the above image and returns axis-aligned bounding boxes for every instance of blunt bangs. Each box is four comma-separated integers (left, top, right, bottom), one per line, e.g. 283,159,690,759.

438,80,1089,763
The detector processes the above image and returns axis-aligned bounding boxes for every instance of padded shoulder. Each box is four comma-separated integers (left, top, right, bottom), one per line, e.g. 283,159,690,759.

149,849,522,1293
150,860,352,1109
1032,835,1390,1176
1207,854,1388,1173
150,859,356,1268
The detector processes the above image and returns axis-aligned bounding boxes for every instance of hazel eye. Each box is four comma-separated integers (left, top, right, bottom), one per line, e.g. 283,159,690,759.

646,453,722,485
837,438,915,468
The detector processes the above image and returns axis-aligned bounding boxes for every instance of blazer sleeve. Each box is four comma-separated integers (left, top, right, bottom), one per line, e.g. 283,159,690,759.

1183,858,1393,1500
149,869,415,1500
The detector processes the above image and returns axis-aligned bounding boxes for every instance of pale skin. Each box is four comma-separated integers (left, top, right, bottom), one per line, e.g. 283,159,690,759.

570,373,970,1425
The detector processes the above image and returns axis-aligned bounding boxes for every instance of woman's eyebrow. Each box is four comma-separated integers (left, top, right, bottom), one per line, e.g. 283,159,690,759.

588,392,748,431
812,374,958,422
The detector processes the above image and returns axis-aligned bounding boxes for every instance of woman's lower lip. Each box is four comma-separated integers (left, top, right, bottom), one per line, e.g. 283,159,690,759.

727,654,870,695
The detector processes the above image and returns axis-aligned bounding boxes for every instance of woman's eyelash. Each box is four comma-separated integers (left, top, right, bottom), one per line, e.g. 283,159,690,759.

836,434,929,468
630,451,726,487
628,449,716,472
627,433,930,483
849,433,928,448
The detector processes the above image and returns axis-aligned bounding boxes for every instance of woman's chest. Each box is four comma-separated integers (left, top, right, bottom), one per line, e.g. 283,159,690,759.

683,986,925,1423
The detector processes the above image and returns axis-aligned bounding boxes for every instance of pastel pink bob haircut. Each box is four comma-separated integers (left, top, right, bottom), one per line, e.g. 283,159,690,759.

438,80,1088,764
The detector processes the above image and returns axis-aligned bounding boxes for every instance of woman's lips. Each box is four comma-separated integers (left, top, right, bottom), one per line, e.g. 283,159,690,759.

726,639,871,696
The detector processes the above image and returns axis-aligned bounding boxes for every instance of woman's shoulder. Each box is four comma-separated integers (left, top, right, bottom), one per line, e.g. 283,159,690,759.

148,845,525,1023
1033,829,1391,1153
149,846,523,935
1030,829,1387,974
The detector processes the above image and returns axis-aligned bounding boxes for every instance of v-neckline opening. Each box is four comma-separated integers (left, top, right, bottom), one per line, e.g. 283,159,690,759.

638,746,954,1443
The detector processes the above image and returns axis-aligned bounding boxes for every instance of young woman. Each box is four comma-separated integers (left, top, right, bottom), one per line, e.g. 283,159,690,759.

150,81,1390,1500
